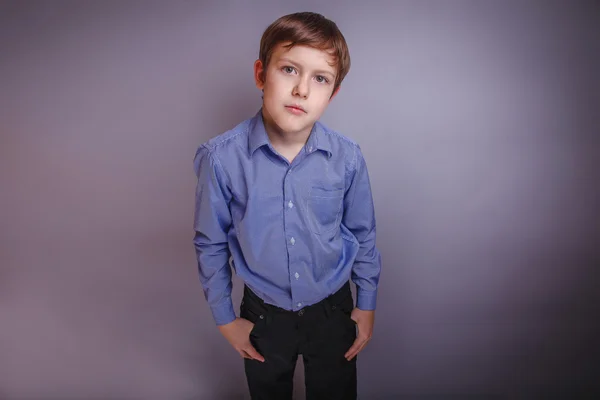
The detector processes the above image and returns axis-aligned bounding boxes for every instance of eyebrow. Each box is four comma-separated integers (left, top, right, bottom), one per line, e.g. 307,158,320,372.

278,57,336,78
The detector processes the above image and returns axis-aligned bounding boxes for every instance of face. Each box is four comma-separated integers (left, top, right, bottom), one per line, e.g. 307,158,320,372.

254,43,340,137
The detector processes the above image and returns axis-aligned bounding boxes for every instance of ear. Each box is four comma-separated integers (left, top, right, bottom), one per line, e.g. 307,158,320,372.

329,85,341,102
254,59,265,91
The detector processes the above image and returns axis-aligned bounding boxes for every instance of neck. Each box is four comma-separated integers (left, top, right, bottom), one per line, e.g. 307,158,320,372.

262,108,311,149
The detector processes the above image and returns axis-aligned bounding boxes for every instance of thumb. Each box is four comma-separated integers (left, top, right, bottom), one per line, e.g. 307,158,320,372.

244,344,265,362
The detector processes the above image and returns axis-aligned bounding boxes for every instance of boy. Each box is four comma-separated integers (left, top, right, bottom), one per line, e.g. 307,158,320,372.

193,12,381,400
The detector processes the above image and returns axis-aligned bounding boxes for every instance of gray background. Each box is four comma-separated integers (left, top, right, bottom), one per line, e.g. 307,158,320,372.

1,1,599,399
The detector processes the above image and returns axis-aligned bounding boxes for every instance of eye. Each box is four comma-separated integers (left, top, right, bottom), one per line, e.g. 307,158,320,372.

282,66,296,74
315,75,329,84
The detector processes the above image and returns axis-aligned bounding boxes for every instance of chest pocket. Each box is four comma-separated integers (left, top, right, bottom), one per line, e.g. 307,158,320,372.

306,186,344,235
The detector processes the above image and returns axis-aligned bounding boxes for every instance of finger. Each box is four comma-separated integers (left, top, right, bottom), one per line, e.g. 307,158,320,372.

348,339,369,361
344,338,363,359
239,350,252,359
244,345,265,362
345,337,370,360
355,340,368,355
345,347,359,361
345,345,362,361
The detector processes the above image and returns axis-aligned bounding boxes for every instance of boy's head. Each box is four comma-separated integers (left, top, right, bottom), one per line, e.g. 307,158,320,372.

254,12,350,136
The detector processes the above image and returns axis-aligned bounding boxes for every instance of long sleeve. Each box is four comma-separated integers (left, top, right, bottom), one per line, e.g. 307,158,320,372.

342,145,382,310
193,145,236,325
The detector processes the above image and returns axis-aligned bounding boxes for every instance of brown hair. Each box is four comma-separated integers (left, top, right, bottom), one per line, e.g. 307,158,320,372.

258,12,351,95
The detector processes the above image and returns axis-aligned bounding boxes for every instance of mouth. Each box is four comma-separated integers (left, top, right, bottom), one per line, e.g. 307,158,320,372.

285,104,307,114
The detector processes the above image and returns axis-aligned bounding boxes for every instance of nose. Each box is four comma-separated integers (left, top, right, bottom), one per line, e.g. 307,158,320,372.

293,76,309,99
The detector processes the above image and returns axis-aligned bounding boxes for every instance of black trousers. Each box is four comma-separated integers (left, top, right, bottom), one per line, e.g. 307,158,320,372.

240,281,358,400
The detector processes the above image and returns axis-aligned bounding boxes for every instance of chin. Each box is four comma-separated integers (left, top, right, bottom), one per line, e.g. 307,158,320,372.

272,115,308,133
283,119,312,134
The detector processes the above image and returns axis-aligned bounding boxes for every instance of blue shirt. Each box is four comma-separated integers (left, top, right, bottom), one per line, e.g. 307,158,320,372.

193,109,382,325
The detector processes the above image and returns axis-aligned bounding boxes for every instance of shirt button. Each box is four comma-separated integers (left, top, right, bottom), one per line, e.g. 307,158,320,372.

308,146,313,152
294,272,299,279
288,201,293,209
290,237,296,245
297,302,302,307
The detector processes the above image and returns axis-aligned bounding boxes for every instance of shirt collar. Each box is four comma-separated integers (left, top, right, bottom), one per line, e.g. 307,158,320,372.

248,108,333,158
304,121,332,158
248,109,271,156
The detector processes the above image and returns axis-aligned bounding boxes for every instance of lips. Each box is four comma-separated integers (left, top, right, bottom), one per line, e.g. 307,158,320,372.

285,105,306,113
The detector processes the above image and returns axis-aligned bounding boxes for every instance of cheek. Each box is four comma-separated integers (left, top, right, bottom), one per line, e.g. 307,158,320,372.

312,94,331,111
312,84,334,100
265,72,287,90
264,82,285,103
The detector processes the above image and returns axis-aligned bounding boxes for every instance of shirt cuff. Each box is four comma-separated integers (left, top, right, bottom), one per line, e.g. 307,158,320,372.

211,298,237,326
356,287,378,311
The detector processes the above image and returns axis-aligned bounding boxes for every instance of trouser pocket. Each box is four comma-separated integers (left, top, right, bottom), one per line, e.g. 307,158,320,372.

240,287,269,337
328,287,357,333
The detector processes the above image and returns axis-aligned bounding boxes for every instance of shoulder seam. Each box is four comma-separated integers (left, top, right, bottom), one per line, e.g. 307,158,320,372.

323,128,359,148
203,122,248,152
204,144,232,196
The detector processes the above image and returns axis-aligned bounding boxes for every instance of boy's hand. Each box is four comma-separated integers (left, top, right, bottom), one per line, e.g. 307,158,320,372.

344,308,375,361
217,318,265,362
